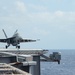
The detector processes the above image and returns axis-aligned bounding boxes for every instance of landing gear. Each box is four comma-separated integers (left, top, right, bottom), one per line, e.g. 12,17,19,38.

6,45,8,49
18,46,20,49
16,46,20,49
5,44,10,49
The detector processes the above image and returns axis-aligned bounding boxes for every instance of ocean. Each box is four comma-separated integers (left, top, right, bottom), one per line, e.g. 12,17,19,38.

41,50,75,75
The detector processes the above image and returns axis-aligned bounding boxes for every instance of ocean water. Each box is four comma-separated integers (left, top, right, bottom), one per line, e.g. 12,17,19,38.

41,50,75,75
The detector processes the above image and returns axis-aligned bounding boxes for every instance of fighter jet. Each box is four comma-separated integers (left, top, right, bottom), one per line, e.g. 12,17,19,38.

0,29,39,49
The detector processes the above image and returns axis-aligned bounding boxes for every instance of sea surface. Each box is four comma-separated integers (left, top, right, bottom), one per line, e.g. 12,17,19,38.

41,50,75,75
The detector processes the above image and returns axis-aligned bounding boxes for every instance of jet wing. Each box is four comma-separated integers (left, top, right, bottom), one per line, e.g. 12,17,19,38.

0,39,7,43
20,39,37,42
0,37,14,43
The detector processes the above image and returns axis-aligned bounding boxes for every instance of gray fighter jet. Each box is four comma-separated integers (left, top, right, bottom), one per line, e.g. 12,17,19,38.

0,29,39,49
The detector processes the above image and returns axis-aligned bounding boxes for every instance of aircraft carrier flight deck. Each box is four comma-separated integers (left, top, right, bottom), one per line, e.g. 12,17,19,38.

0,49,61,75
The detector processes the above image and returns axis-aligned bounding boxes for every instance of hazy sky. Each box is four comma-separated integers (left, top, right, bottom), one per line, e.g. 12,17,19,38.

0,0,75,49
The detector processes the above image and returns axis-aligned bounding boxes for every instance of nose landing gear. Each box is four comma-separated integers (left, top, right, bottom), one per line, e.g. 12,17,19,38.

5,44,10,49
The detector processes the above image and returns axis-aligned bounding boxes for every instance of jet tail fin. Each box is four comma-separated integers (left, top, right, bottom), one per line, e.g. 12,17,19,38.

2,29,8,39
14,30,18,35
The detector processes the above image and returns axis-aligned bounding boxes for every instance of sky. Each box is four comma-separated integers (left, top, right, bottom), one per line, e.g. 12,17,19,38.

0,0,75,49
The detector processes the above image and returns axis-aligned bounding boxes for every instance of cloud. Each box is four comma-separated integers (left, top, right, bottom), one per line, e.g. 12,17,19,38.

33,27,49,36
2,6,7,10
26,11,75,36
1,3,75,36
29,11,75,24
15,1,27,13
40,0,63,4
54,11,64,17
28,4,48,12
